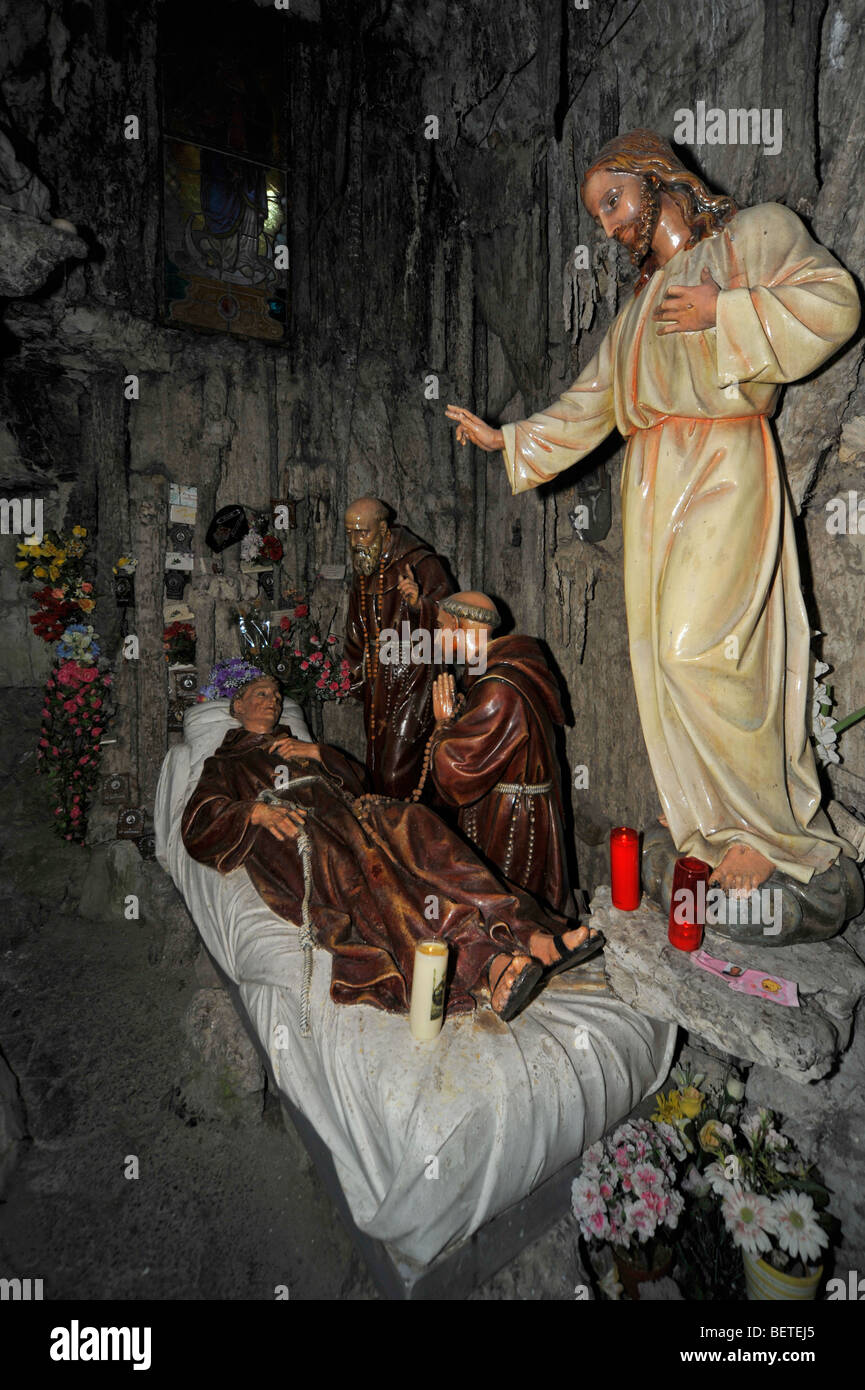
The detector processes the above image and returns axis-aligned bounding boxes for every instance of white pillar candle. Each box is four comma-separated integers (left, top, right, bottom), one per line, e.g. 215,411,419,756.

409,940,449,1041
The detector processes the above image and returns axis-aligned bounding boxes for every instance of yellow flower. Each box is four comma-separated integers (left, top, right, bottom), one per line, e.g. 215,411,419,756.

680,1085,704,1120
33,566,47,578
699,1120,725,1152
652,1089,684,1125
77,598,95,612
48,565,60,580
72,525,87,536
54,551,67,565
14,560,28,569
42,540,57,556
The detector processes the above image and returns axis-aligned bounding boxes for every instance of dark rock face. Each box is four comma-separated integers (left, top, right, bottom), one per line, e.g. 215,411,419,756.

2,0,865,1290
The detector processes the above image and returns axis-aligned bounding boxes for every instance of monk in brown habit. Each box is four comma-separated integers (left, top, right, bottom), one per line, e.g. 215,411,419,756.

430,593,581,942
343,496,453,799
181,674,601,1021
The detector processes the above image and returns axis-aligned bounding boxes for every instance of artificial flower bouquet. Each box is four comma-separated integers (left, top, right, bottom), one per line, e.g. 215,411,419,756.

655,1062,837,1297
163,620,196,665
687,1106,837,1277
233,600,352,706
15,524,88,586
571,1117,686,1281
240,516,284,567
17,523,113,844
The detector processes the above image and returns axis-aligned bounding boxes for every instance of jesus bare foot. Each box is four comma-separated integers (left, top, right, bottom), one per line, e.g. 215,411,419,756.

710,842,775,895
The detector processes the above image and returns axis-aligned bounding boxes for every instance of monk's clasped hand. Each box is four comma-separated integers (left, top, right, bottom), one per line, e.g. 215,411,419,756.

432,672,456,723
653,266,721,334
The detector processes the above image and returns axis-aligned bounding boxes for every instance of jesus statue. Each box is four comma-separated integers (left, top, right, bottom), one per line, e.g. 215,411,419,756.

446,128,862,942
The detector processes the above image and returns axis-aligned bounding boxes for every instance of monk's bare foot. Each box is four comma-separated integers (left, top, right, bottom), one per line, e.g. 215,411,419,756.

658,815,669,828
488,953,535,1015
528,925,597,966
710,842,775,895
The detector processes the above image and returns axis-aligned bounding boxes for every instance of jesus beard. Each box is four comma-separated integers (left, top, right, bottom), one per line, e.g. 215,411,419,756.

614,177,661,267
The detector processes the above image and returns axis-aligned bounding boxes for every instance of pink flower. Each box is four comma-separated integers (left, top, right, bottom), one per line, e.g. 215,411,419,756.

300,660,309,670
64,699,78,713
79,756,90,766
310,636,321,646
91,699,102,709
41,708,49,717
633,1164,664,1196
51,746,59,756
280,617,292,631
311,652,323,664
54,808,63,816
92,727,102,736
327,635,337,644
104,675,112,685
329,681,339,691
293,649,301,657
79,667,98,684
74,727,82,735
315,678,327,688
39,738,48,748
599,1180,615,1200
73,771,81,778
585,1208,610,1240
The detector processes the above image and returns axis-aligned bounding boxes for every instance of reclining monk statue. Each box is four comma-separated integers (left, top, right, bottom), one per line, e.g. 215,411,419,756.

181,668,603,1025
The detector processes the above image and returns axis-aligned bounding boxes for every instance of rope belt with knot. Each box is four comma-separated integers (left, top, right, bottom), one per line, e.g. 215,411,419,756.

464,778,554,880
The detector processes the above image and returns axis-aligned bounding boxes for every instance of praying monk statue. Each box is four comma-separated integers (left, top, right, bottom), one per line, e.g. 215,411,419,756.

427,592,576,929
181,671,601,1022
446,128,863,944
343,497,453,798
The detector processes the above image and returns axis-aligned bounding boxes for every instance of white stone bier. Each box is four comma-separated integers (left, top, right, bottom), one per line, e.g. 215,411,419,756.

409,941,448,1041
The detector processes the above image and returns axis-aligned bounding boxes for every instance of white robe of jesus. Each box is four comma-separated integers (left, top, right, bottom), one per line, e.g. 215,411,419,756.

500,201,860,883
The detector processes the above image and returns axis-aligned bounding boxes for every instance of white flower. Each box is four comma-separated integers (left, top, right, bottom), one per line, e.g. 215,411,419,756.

704,1160,735,1199
813,713,840,765
740,1112,764,1148
682,1163,711,1198
765,1128,789,1153
721,1189,778,1255
725,1075,745,1101
772,1191,828,1266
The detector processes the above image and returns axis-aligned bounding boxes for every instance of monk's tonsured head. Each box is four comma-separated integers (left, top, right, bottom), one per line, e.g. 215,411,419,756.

580,128,736,272
345,496,390,577
230,675,282,732
437,591,500,669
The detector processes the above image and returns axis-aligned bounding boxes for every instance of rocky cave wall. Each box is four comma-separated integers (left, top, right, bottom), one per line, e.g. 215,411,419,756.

1,0,863,883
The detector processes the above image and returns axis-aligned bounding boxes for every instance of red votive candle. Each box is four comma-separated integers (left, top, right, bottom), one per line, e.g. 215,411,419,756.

610,826,641,910
668,856,712,951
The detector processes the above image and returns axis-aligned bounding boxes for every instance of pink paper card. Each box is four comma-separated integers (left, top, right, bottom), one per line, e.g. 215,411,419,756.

692,950,748,982
727,970,799,1007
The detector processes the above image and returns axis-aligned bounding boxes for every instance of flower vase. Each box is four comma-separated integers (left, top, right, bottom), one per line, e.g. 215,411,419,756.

612,1244,673,1301
742,1251,822,1301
